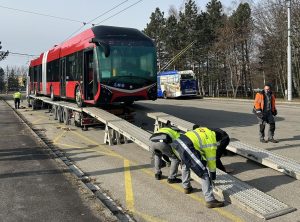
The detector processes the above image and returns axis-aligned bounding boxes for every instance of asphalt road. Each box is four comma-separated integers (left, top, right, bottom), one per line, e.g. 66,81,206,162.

0,98,116,222
2,94,300,222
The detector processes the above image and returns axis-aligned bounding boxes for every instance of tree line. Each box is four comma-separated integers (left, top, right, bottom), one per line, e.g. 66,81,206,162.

144,0,300,98
0,66,27,93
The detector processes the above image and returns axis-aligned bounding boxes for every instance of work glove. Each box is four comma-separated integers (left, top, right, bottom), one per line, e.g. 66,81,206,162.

256,110,263,119
210,171,216,181
272,109,278,116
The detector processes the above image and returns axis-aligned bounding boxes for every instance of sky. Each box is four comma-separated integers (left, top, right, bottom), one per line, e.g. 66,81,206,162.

0,0,238,68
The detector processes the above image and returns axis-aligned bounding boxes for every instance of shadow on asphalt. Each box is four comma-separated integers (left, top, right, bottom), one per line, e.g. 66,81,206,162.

86,163,152,176
133,103,284,129
0,169,70,179
245,174,295,193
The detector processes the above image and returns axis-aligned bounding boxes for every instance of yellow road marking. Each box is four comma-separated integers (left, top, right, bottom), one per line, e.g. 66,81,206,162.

124,159,134,211
53,130,68,143
54,142,121,158
134,210,167,222
32,117,44,124
55,128,244,222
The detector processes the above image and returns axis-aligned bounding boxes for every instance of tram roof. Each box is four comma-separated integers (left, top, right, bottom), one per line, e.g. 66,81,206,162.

30,25,154,66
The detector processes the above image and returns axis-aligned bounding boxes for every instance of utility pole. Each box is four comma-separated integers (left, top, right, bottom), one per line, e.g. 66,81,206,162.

287,0,292,101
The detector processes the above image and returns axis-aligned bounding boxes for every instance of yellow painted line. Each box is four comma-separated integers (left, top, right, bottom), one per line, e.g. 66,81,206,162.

66,129,244,222
53,130,68,143
54,142,121,158
134,210,167,222
71,130,123,159
32,117,44,124
124,159,134,211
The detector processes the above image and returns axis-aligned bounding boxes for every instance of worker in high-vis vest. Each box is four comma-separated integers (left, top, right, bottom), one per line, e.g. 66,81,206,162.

149,121,182,184
171,125,224,208
13,90,22,109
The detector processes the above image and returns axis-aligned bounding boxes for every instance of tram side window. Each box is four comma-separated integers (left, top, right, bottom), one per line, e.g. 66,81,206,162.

46,59,59,82
47,62,52,82
29,67,33,81
33,66,38,82
66,53,77,81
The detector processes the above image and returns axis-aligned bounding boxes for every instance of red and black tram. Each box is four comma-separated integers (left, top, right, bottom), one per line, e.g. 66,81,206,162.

28,25,157,106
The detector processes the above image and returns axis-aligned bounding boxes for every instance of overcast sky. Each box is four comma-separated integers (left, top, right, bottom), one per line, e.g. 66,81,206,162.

0,0,237,68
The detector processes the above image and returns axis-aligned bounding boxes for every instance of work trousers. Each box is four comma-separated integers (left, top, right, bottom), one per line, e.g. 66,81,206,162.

154,153,179,179
181,165,214,201
171,135,215,202
14,98,20,109
258,111,275,140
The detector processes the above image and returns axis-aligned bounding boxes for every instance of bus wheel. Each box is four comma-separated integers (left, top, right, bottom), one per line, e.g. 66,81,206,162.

75,86,84,107
163,91,168,99
50,86,55,101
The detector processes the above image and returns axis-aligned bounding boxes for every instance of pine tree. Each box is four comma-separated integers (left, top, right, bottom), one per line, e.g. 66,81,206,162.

0,67,5,92
144,8,166,71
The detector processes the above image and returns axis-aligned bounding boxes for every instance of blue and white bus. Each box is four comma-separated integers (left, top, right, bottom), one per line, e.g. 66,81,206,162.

157,70,198,98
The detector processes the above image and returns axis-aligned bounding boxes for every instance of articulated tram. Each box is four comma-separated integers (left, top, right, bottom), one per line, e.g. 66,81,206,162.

28,25,157,107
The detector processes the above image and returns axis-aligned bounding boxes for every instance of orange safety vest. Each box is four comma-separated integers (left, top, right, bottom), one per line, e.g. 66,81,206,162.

254,91,276,112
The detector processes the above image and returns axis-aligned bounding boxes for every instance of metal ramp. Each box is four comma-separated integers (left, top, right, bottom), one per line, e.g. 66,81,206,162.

148,112,300,180
147,111,297,219
83,107,151,151
227,141,300,180
214,169,296,219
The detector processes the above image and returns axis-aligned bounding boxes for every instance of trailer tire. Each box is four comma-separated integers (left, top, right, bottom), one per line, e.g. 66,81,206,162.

58,106,64,123
50,86,55,101
63,108,70,125
53,105,58,120
163,91,168,99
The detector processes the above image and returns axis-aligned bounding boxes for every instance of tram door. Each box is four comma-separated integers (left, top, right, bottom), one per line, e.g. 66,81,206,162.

60,58,66,97
83,50,94,100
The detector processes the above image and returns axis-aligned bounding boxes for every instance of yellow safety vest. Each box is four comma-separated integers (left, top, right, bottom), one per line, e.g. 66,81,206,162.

185,127,217,173
13,92,22,99
158,127,180,141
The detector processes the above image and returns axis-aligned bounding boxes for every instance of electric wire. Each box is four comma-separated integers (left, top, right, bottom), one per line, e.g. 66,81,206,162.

61,0,129,43
95,0,143,25
0,4,86,24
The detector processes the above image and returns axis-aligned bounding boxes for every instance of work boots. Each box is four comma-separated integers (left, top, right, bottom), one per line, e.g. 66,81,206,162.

184,186,193,194
268,138,278,143
155,172,162,180
167,178,182,184
260,138,268,143
206,199,225,208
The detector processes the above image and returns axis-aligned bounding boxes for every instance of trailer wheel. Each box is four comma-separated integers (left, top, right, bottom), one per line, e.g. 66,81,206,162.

53,105,58,120
63,108,70,125
75,86,84,107
58,106,64,123
50,86,55,101
163,91,168,99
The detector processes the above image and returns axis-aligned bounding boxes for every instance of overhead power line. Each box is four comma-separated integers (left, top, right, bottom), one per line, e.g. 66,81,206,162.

9,52,38,57
61,0,129,43
95,0,143,25
62,0,142,43
0,5,86,24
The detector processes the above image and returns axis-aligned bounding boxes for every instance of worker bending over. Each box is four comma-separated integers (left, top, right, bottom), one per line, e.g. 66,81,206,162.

149,121,182,183
171,125,224,208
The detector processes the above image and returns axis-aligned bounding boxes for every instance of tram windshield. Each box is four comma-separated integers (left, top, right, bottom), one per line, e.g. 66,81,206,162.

97,44,156,86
